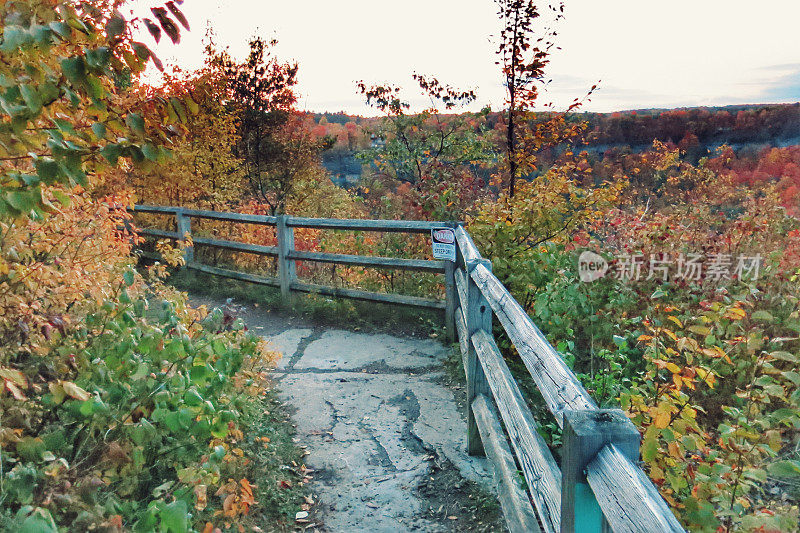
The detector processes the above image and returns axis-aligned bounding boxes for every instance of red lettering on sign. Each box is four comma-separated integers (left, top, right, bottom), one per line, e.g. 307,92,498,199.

432,229,455,244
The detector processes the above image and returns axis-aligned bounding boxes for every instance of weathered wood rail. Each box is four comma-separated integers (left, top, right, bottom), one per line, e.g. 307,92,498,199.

451,227,684,533
132,205,685,533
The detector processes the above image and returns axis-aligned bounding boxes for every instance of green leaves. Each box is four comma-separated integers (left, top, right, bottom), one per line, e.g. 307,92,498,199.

767,460,800,478
20,84,41,113
169,97,187,123
142,143,159,161
641,436,659,462
49,21,71,40
0,3,185,222
85,46,112,70
35,158,61,184
770,351,798,363
101,143,122,165
5,189,36,213
16,437,48,462
183,388,204,407
159,500,189,533
91,122,106,140
60,57,85,84
16,507,58,533
126,112,146,136
1,25,30,52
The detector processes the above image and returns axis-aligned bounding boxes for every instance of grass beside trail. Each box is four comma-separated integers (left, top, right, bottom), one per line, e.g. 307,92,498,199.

170,269,445,338
235,384,311,532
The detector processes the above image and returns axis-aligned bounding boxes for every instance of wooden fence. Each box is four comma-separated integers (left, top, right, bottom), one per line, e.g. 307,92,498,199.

131,204,458,340
132,205,685,533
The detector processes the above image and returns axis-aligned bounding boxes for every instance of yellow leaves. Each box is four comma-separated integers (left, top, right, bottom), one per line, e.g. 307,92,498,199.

638,334,653,342
661,328,678,342
0,369,27,402
0,427,23,446
695,367,716,388
687,325,711,336
677,336,699,353
0,366,28,399
653,407,672,429
0,366,27,387
215,478,257,518
155,239,186,268
667,440,682,459
667,315,683,328
672,373,683,391
648,463,665,482
194,484,208,511
4,380,26,400
765,430,783,452
723,307,746,321
699,345,733,364
47,380,91,404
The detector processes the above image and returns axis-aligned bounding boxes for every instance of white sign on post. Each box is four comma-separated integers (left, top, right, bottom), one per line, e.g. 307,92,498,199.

431,228,456,262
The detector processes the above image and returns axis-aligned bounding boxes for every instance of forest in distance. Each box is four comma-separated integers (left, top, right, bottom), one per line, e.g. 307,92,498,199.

1,0,799,532
310,103,800,216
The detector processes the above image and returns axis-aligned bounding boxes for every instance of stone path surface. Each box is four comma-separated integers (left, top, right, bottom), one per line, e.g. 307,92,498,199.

189,296,497,532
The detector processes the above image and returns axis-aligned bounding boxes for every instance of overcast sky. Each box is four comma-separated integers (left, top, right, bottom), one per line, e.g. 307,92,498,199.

129,0,800,115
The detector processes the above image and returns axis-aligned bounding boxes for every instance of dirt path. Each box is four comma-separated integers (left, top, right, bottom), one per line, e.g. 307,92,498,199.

189,296,503,532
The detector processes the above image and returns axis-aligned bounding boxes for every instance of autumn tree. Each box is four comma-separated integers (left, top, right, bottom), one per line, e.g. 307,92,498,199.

246,110,334,215
357,74,494,220
125,37,244,209
495,0,597,196
212,36,329,214
495,0,552,195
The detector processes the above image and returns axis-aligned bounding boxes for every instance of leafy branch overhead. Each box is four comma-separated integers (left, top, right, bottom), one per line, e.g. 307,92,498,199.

0,0,194,218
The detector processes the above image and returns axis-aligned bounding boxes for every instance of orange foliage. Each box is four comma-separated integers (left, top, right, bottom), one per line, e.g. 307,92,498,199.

0,189,138,353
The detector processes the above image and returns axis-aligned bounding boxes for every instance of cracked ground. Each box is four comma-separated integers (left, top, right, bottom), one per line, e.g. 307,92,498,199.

189,295,500,532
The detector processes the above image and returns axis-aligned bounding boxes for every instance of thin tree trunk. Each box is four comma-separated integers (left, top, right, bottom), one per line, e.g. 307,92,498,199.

507,101,516,197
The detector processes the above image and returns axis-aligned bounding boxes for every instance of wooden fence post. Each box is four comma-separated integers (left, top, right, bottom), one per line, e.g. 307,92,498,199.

444,261,456,343
465,257,492,456
277,214,296,300
561,409,640,533
176,208,193,265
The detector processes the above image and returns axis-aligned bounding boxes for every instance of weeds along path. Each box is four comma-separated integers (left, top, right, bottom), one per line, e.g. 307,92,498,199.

188,295,503,532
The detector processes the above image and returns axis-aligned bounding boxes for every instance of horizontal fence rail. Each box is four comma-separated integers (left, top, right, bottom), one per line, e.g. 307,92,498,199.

130,205,457,338
450,226,684,533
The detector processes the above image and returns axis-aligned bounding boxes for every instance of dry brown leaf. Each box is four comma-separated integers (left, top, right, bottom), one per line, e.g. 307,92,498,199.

62,381,91,401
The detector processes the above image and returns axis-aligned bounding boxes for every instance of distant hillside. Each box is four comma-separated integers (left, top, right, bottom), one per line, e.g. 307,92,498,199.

314,103,800,149
578,103,800,149
311,103,800,182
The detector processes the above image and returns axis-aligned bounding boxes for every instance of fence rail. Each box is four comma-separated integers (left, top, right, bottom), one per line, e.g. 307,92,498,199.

451,226,684,533
132,204,684,533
